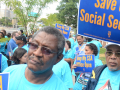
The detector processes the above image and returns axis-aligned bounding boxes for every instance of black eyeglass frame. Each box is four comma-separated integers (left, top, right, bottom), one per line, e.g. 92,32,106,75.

28,42,57,55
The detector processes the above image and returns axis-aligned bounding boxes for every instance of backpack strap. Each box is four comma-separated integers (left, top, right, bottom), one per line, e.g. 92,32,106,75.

85,65,107,90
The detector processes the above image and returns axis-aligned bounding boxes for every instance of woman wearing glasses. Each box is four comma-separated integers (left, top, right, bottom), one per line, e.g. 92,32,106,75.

72,43,103,90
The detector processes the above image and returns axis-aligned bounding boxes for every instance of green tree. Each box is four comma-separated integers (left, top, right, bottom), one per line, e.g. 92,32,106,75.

40,13,63,27
1,0,56,32
57,0,79,28
0,17,12,27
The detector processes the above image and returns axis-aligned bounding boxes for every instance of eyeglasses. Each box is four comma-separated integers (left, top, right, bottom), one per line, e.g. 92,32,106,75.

106,51,120,57
28,42,57,55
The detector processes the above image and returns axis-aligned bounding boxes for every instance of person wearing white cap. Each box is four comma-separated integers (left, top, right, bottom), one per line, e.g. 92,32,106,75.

85,43,120,90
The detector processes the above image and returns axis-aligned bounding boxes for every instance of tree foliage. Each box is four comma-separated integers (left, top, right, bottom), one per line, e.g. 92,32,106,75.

1,0,56,32
0,17,12,27
57,0,79,28
40,13,63,27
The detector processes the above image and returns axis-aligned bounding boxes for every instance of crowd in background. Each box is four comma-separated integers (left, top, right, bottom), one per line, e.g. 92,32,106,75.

0,27,119,90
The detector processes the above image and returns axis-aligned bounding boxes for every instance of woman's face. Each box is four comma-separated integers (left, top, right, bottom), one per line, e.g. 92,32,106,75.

85,46,93,55
19,53,27,64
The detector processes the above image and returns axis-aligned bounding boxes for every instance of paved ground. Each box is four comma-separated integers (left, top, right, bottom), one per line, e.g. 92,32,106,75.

0,27,19,33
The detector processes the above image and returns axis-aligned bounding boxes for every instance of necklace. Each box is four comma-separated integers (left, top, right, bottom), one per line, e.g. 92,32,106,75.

16,72,53,90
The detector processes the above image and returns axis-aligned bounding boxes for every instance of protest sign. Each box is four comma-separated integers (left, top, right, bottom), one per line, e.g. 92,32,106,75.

55,23,71,39
74,55,95,73
0,73,9,90
78,0,120,44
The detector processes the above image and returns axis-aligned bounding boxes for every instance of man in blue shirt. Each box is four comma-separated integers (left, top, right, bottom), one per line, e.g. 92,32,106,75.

3,26,68,90
7,31,19,57
86,43,120,90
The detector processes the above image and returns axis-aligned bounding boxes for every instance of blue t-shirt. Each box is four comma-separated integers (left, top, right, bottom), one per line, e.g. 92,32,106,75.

74,41,78,47
3,64,68,90
0,53,8,72
0,42,6,53
13,45,29,53
95,67,120,90
6,38,18,56
5,36,8,38
73,56,103,90
52,59,73,89
64,49,74,59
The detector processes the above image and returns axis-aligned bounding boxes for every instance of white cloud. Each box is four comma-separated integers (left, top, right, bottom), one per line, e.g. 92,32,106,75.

40,1,61,18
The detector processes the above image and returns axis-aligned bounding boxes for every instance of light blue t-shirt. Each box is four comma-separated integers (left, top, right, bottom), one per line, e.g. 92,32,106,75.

13,45,29,53
1,53,8,72
0,42,6,53
64,49,74,59
3,64,68,90
73,56,103,90
52,59,73,89
74,41,78,47
95,67,120,90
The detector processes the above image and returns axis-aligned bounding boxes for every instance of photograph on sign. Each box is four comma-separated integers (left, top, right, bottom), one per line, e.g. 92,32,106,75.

74,54,95,73
55,23,71,39
78,0,120,44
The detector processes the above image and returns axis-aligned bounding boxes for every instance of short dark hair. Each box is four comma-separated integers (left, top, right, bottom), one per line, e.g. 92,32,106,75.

11,48,27,64
7,33,11,38
12,31,18,38
0,32,5,38
20,30,23,34
77,35,83,38
32,26,65,55
66,40,71,48
86,43,98,56
1,29,6,35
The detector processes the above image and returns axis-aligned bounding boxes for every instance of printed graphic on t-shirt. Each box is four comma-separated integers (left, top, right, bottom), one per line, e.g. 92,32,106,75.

98,80,112,90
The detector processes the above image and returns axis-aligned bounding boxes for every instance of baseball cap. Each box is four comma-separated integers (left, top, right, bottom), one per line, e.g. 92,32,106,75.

16,35,27,43
104,42,120,48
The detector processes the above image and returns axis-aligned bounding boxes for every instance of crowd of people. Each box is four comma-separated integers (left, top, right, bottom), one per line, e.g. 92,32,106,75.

0,26,120,90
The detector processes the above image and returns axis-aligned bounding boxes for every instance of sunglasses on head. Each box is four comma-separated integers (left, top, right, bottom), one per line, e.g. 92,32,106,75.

28,42,57,55
106,51,120,57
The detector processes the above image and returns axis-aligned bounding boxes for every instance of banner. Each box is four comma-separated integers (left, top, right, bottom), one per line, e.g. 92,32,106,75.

78,0,120,44
74,55,95,73
55,23,71,39
0,73,9,90
0,54,1,71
